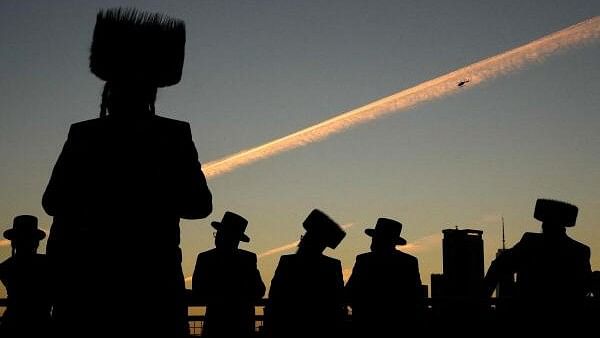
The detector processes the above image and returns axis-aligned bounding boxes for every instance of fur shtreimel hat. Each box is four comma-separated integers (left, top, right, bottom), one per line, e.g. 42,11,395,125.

534,198,578,227
90,8,186,87
303,209,346,249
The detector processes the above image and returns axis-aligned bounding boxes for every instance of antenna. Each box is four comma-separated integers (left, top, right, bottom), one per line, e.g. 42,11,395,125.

501,216,506,250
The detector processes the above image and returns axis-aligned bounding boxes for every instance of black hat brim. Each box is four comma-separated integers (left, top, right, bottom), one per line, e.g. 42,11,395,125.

364,228,407,246
211,221,250,242
3,228,46,241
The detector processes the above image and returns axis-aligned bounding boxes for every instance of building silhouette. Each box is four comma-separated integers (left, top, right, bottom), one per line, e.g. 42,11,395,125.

431,228,484,299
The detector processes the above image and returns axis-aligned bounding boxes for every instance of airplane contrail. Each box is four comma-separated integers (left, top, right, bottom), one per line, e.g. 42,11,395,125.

257,223,354,259
202,17,600,179
401,233,442,254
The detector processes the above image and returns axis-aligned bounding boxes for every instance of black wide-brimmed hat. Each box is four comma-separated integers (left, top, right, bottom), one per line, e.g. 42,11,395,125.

3,215,46,241
90,8,186,87
534,198,578,227
365,217,407,246
302,209,346,249
211,211,250,242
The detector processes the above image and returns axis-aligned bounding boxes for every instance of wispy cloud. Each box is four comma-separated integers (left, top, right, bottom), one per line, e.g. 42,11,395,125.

257,240,300,259
202,17,600,179
401,233,442,254
257,223,354,259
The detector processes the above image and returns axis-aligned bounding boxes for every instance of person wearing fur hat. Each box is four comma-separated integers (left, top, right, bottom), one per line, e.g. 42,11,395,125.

345,218,423,337
0,215,51,338
192,211,265,338
42,8,212,337
483,198,591,331
265,209,347,338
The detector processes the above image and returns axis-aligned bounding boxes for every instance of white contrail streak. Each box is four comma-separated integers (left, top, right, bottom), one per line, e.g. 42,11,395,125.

257,223,354,259
202,17,600,179
401,233,442,254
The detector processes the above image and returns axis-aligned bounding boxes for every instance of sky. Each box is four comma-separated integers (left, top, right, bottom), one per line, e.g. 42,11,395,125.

1,0,599,298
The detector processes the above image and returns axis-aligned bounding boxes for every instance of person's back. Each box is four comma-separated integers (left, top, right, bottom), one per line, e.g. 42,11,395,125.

483,199,591,332
265,209,346,338
268,253,344,337
346,218,422,337
192,212,265,338
0,216,51,338
42,9,213,337
513,232,590,301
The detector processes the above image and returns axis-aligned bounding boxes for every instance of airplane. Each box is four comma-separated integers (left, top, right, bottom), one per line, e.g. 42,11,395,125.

457,79,470,87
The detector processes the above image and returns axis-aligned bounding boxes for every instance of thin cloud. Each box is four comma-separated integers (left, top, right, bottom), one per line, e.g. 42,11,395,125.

257,223,354,259
401,233,443,254
202,17,600,179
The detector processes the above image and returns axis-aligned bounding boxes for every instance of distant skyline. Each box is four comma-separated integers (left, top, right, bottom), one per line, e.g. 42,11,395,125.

1,1,599,297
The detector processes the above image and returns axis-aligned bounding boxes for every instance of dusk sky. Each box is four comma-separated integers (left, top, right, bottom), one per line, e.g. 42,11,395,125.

1,0,599,297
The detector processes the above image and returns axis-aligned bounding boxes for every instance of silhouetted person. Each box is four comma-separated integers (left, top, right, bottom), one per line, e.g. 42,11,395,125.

42,8,212,337
345,218,423,337
265,209,346,338
483,199,591,332
0,215,51,337
192,211,265,338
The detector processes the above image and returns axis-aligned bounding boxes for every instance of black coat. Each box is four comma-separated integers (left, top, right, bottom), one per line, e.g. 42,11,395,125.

484,231,591,331
192,248,265,338
265,253,346,338
0,254,52,337
345,250,423,335
43,114,212,336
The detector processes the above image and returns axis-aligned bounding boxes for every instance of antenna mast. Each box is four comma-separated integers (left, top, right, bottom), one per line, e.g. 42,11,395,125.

501,216,506,250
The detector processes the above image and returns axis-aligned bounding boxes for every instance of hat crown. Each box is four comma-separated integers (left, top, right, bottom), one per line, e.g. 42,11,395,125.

303,209,346,249
534,199,578,227
90,8,186,87
219,211,248,233
374,218,403,237
4,215,45,240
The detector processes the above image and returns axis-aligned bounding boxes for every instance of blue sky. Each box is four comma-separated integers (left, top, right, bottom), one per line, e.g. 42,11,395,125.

1,1,599,295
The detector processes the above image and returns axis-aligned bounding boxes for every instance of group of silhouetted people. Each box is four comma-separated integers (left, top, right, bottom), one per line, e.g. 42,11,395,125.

0,7,597,338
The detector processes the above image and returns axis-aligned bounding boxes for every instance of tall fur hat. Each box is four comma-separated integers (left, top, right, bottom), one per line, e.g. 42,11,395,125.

90,8,186,87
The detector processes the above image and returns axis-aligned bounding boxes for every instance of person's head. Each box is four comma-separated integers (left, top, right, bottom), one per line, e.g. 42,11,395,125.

365,218,407,253
3,215,46,257
89,8,186,117
297,209,345,256
534,199,578,237
211,211,250,253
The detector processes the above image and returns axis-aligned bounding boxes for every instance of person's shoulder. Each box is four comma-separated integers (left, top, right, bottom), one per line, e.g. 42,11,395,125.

0,256,13,269
196,248,217,260
520,232,542,243
355,252,373,261
70,117,105,131
565,236,591,255
321,254,342,266
238,249,258,260
152,115,190,128
396,250,418,262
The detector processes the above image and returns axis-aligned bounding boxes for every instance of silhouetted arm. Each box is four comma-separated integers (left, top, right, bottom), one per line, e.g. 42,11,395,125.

332,259,347,325
344,256,361,307
191,254,212,303
412,258,424,301
177,123,212,219
42,126,76,216
483,237,525,297
252,255,266,301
